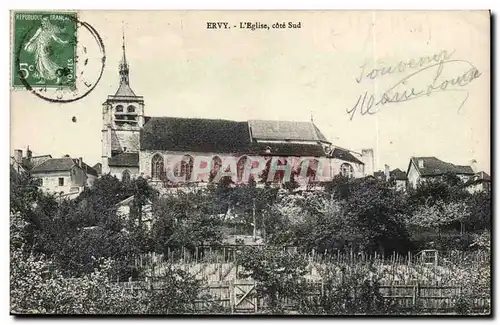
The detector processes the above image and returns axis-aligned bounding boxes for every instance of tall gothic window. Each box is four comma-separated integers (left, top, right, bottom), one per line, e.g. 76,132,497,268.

122,169,131,182
297,159,318,181
210,156,222,181
151,154,164,180
340,163,354,178
236,156,248,183
179,155,194,182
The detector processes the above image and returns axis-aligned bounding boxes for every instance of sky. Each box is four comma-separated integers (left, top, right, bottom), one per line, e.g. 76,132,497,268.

10,10,490,173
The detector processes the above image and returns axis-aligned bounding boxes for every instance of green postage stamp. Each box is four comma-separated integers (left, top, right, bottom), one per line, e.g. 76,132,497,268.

12,11,77,88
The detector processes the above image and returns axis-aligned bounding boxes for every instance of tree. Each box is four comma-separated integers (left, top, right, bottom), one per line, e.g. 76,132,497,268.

237,246,309,313
10,245,205,314
10,247,136,314
410,200,470,236
338,178,412,253
10,169,59,254
408,173,469,208
151,189,223,254
464,191,491,232
138,266,204,314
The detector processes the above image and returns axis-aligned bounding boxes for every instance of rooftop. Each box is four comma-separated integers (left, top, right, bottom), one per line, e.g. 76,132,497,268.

410,157,474,177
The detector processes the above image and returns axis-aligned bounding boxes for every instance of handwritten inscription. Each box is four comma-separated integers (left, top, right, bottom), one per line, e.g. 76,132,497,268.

348,50,482,120
355,50,455,83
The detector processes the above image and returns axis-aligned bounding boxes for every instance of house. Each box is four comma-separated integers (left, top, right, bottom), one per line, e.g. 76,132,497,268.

406,157,474,189
100,34,374,188
389,168,407,191
92,162,102,176
465,171,491,194
31,156,98,196
10,147,52,174
222,235,265,247
115,195,153,229
370,165,407,190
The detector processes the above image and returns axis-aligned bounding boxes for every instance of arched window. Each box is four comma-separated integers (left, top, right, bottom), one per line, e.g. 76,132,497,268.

297,159,318,181
180,155,194,182
127,105,136,113
236,156,248,182
210,156,222,181
115,105,124,112
151,154,164,180
340,163,354,178
122,169,131,182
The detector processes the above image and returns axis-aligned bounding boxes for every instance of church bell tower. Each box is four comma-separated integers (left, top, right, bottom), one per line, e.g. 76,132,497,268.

101,30,145,175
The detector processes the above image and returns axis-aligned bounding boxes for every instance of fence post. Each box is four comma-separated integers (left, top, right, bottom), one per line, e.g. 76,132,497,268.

412,284,417,307
230,281,234,314
416,282,420,308
254,282,258,313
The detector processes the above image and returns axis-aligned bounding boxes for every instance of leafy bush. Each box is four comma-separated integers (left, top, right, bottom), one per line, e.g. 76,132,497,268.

302,263,397,315
11,246,205,314
10,248,136,314
236,246,309,313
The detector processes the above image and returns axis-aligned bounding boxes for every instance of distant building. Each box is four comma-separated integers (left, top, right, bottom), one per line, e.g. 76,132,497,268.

465,171,491,194
406,157,474,189
371,165,407,191
92,162,102,176
389,168,407,191
222,235,265,247
31,156,98,196
10,147,51,174
115,195,153,229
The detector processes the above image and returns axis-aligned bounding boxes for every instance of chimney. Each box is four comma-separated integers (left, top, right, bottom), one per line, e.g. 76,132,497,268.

361,149,374,176
13,149,22,172
469,159,478,173
14,149,22,163
384,164,390,181
418,159,424,169
78,157,83,168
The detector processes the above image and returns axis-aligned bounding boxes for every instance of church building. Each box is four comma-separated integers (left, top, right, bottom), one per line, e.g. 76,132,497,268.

101,36,374,187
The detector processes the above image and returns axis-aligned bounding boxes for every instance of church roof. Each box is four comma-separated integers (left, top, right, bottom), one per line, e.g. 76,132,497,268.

248,120,330,143
250,142,326,157
330,147,364,165
108,152,139,167
141,117,252,153
114,82,136,97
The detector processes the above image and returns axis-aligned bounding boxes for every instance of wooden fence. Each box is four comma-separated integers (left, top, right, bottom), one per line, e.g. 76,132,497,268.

117,248,490,314
127,249,490,285
135,247,490,266
116,279,490,314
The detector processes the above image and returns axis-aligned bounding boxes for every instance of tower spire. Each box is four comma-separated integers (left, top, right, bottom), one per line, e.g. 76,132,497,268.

121,26,127,66
119,23,129,85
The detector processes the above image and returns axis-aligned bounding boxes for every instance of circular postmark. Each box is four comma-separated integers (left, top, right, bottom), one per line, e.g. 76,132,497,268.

13,12,106,103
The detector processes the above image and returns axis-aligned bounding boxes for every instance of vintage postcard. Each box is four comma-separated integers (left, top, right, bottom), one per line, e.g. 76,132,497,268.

10,10,491,315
